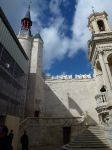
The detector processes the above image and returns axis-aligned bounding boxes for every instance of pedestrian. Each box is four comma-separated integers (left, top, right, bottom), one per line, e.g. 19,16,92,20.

0,125,13,150
21,130,29,150
8,129,14,144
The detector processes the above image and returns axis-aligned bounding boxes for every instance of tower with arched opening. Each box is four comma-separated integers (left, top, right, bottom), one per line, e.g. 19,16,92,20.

88,11,112,128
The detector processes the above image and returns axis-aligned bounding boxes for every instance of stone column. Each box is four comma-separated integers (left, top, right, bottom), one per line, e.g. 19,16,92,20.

93,21,99,33
94,66,103,92
98,51,111,90
105,62,112,87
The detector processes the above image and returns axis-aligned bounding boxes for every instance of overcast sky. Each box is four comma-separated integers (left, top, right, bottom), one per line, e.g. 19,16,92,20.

0,0,112,75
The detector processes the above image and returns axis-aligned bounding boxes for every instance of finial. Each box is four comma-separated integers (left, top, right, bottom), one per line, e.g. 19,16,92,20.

29,0,32,4
28,0,32,9
92,6,95,14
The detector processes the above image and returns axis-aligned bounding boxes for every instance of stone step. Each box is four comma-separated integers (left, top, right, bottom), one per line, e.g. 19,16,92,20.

71,141,108,144
71,136,108,140
75,135,106,138
62,147,111,150
88,128,104,130
89,130,104,132
70,142,109,146
63,149,111,150
62,146,111,150
70,141,109,144
88,127,104,129
88,128,104,131
69,143,110,147
62,126,112,150
64,140,110,146
69,145,110,148
63,145,110,150
87,131,105,134
72,135,106,138
71,141,109,145
81,130,104,133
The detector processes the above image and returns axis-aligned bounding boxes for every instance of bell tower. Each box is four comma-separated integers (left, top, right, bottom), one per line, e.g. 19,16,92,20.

17,3,33,59
88,11,111,34
17,2,44,117
88,10,112,127
88,10,112,92
20,4,32,36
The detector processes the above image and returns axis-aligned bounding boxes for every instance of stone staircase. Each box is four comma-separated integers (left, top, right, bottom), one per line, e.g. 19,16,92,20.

18,117,85,150
62,126,112,150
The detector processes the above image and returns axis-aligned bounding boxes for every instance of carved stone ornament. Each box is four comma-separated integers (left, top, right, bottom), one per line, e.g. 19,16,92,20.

97,48,104,54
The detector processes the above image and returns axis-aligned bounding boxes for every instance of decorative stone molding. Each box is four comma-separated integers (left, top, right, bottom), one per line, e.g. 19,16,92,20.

97,45,112,51
46,74,92,80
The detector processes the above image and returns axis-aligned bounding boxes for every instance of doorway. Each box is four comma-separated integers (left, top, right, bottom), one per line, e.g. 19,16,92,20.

63,127,71,144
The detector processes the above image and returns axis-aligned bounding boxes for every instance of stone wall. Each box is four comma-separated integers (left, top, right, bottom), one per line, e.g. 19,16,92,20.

26,74,45,117
5,115,20,150
44,78,99,124
18,117,86,150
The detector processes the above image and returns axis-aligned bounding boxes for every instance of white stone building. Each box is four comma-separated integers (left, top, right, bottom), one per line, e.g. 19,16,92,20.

2,3,112,149
17,5,112,129
88,11,112,126
15,6,112,150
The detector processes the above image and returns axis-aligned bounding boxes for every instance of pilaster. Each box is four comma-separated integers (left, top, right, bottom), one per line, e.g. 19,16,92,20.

98,50,111,90
105,61,112,87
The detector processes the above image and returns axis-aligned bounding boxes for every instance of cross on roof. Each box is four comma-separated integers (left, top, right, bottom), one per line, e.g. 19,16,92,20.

92,6,95,14
29,0,32,6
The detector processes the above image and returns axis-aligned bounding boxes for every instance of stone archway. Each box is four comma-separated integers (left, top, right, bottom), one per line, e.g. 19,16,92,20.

97,20,105,31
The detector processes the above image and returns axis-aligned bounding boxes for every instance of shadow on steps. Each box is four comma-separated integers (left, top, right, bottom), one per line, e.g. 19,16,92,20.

62,126,112,150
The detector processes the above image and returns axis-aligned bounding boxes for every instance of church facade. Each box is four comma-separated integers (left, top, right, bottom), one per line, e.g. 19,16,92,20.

88,11,112,126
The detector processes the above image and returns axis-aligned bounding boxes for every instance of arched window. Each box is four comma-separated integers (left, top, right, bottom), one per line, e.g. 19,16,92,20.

97,20,105,31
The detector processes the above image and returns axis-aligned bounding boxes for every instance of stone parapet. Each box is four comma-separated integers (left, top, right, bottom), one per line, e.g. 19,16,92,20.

20,117,85,129
45,74,92,81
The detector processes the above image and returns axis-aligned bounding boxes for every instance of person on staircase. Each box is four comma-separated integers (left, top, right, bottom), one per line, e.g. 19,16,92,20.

8,129,14,144
21,130,29,150
0,125,13,150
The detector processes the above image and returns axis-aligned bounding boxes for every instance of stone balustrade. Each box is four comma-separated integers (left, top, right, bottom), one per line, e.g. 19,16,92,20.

46,74,92,80
95,93,108,113
95,93,107,107
20,116,85,130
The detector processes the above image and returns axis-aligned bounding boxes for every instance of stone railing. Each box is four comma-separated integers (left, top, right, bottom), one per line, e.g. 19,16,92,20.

46,74,92,80
20,116,85,130
95,93,107,107
95,93,108,113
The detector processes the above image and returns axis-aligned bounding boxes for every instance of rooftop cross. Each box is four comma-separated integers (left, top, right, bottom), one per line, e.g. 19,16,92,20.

29,0,32,9
92,6,95,14
91,6,97,21
19,0,33,36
